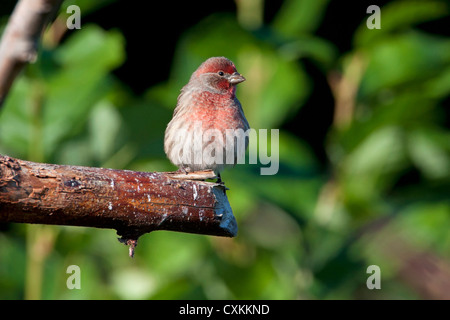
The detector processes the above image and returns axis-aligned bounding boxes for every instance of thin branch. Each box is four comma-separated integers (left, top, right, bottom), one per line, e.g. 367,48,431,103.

328,53,366,129
0,154,237,245
0,0,63,106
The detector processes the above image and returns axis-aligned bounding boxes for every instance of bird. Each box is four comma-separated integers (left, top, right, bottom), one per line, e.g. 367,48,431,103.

164,57,249,183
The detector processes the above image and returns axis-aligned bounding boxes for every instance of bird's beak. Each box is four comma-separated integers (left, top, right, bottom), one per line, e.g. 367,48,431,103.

228,72,246,84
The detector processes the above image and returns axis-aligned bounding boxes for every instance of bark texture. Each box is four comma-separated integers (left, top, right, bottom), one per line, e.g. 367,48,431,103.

0,154,237,240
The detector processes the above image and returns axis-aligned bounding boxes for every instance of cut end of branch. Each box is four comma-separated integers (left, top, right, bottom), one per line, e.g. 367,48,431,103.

212,186,237,237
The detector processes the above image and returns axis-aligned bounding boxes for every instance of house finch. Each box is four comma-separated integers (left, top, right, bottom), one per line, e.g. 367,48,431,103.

164,57,249,181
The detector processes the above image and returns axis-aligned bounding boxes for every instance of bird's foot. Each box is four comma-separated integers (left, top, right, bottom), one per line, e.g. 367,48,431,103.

216,173,225,185
176,167,190,175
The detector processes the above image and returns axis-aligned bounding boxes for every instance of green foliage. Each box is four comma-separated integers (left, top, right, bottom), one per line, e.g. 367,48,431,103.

0,0,449,299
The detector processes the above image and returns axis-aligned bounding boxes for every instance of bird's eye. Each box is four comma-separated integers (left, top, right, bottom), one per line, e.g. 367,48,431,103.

218,71,224,76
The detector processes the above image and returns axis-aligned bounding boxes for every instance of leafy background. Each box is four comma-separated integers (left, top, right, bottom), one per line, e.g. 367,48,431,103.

0,0,449,299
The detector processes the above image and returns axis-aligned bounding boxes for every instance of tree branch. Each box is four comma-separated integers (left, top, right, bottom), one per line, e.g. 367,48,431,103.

0,0,63,106
0,154,237,246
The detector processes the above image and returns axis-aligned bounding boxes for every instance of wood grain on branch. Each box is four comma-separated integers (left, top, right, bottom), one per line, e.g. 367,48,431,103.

0,154,237,242
0,0,63,106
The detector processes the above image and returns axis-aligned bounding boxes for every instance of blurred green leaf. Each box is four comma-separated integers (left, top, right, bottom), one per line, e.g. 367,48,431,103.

359,31,450,97
0,232,26,299
53,24,124,68
407,128,450,180
272,0,330,36
0,25,125,162
339,126,407,216
88,100,122,163
397,202,450,256
278,35,338,70
354,0,449,48
43,25,125,159
0,78,34,157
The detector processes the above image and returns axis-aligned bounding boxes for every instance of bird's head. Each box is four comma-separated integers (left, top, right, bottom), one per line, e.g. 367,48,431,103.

192,57,245,95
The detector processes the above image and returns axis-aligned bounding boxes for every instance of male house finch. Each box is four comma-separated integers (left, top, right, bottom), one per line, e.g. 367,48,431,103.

164,57,249,181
